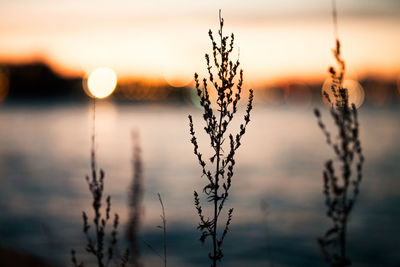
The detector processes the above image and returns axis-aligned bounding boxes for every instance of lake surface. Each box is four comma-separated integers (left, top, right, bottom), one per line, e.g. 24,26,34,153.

0,102,399,266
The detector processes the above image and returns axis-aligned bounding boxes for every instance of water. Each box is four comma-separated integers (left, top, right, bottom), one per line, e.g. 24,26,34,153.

0,102,399,266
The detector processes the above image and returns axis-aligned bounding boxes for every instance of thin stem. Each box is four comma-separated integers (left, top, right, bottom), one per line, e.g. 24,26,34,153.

143,240,163,260
212,12,225,266
213,110,224,267
334,4,347,262
91,98,96,179
91,97,104,267
332,0,339,41
158,193,167,267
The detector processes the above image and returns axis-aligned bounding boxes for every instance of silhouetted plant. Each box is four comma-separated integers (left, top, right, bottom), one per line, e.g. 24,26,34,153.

314,1,364,265
126,131,144,267
158,193,167,267
71,100,129,267
188,10,253,267
143,193,167,267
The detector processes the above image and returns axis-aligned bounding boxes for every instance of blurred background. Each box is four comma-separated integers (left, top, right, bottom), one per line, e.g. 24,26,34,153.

0,0,399,266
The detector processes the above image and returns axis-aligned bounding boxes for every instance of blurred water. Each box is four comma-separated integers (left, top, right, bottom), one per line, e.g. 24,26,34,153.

0,102,399,267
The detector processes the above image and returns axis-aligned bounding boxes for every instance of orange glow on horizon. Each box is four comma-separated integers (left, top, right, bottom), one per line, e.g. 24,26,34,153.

0,10,399,84
0,14,400,84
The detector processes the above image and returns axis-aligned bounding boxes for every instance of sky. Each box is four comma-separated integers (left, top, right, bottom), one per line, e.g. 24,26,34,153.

0,0,399,85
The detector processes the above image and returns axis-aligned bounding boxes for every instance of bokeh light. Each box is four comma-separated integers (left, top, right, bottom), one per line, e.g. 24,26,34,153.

363,79,390,107
262,86,285,105
164,73,193,88
163,67,194,88
116,81,169,101
162,48,194,88
84,67,117,99
189,87,203,110
284,82,312,108
322,78,365,109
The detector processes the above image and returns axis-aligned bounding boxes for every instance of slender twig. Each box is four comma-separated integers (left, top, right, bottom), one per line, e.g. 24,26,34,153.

143,240,163,260
143,193,167,267
158,193,167,267
332,0,339,41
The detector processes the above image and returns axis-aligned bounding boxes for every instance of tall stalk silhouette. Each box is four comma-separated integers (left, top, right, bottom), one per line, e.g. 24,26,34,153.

314,1,364,266
126,131,144,267
188,10,253,267
71,99,129,267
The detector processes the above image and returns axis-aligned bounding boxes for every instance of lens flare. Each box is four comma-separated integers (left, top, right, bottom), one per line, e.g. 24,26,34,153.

263,86,284,105
163,70,193,88
364,80,390,107
85,67,117,99
189,87,203,110
322,78,365,109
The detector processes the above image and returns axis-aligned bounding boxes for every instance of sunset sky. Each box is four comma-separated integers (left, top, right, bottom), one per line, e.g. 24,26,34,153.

0,0,399,85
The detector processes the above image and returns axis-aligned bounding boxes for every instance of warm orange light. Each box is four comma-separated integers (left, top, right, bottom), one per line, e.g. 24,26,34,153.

322,79,365,109
163,66,193,88
164,75,192,88
86,67,117,99
162,50,194,88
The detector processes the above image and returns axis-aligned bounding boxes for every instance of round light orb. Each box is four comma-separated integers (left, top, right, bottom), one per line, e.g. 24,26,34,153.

162,51,194,88
164,75,192,88
322,78,365,109
87,67,117,99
